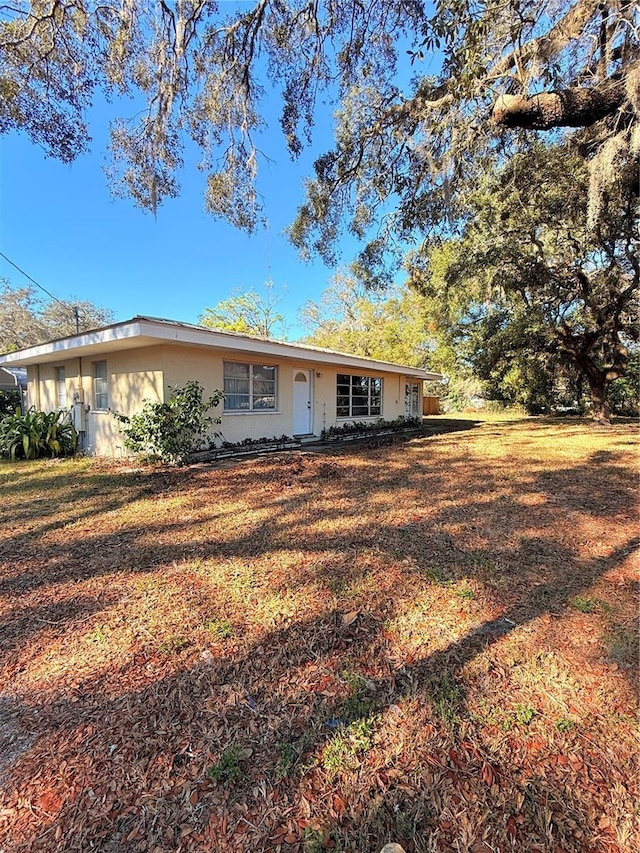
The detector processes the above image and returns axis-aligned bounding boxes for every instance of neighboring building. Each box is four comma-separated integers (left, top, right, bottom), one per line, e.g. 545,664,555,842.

0,316,441,456
0,366,27,391
0,366,27,411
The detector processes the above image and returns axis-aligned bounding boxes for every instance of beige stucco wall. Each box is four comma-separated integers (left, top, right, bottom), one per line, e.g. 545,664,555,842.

161,343,422,445
29,348,164,456
28,342,424,456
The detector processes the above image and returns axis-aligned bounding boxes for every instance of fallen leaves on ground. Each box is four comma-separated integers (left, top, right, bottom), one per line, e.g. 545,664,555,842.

0,415,638,852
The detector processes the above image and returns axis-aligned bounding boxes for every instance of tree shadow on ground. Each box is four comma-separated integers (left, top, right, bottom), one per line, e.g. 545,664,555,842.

1,529,636,851
0,430,637,852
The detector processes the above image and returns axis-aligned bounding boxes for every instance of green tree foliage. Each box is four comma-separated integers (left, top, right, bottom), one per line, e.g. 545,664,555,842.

0,281,115,353
113,380,223,464
0,2,635,237
299,273,436,368
199,282,286,339
407,143,639,419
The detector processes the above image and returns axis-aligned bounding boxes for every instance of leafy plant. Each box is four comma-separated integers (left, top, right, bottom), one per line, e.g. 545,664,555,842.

338,668,375,721
89,625,108,644
321,415,422,441
218,433,295,451
321,717,376,775
206,618,233,639
570,596,598,614
303,827,325,853
512,704,537,726
0,407,77,460
113,380,223,464
276,733,312,779
422,565,448,584
453,583,475,600
207,744,243,785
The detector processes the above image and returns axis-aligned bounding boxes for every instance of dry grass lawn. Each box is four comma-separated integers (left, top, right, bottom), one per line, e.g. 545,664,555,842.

0,415,638,853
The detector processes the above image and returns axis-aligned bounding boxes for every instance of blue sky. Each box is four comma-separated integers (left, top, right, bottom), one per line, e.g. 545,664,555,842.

0,8,441,343
0,93,358,341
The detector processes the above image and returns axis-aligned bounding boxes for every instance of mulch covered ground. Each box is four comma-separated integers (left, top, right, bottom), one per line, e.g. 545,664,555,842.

0,416,637,852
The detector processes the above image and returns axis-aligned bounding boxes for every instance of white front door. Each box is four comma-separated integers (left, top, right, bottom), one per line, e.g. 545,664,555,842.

293,370,313,434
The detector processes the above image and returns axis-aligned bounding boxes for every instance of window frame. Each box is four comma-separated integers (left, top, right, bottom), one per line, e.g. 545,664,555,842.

93,361,109,410
223,361,278,413
336,374,383,419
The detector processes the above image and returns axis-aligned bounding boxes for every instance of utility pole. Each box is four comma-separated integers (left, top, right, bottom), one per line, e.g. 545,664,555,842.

74,306,80,334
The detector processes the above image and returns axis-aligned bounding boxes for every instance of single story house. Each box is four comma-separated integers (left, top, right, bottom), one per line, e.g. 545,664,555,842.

0,316,442,456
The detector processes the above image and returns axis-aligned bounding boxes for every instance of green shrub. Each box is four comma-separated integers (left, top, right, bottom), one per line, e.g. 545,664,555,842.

0,389,21,416
0,408,77,460
113,380,223,464
321,415,421,440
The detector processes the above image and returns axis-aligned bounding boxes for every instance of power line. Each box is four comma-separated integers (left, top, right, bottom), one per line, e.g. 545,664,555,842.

0,250,68,307
0,250,80,332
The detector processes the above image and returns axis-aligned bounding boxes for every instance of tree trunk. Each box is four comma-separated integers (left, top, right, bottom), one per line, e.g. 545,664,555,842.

576,359,611,422
588,379,611,422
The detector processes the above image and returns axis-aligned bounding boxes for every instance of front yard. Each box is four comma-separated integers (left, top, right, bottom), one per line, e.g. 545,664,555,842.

0,416,637,852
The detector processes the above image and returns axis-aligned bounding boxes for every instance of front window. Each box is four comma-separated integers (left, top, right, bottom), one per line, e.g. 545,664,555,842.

336,374,382,418
223,362,277,411
94,361,108,409
56,367,66,409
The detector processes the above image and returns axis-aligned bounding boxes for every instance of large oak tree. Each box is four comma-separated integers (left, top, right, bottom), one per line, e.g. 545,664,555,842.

406,144,638,420
1,1,637,237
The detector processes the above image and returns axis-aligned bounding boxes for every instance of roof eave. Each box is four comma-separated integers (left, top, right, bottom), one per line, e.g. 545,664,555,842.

0,316,443,381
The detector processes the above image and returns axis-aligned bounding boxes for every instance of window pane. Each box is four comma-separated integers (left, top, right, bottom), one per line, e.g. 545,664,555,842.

224,378,250,395
370,405,381,416
352,405,370,416
337,374,350,385
94,362,108,409
56,367,66,408
253,395,275,409
253,365,276,381
337,405,350,417
224,394,250,410
370,378,382,394
224,362,250,379
351,375,368,390
253,379,275,396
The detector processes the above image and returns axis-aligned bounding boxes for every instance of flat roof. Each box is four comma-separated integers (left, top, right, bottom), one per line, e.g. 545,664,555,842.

0,316,443,381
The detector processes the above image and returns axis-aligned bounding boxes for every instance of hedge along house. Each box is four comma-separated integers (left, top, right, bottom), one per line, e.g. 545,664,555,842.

0,316,441,456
